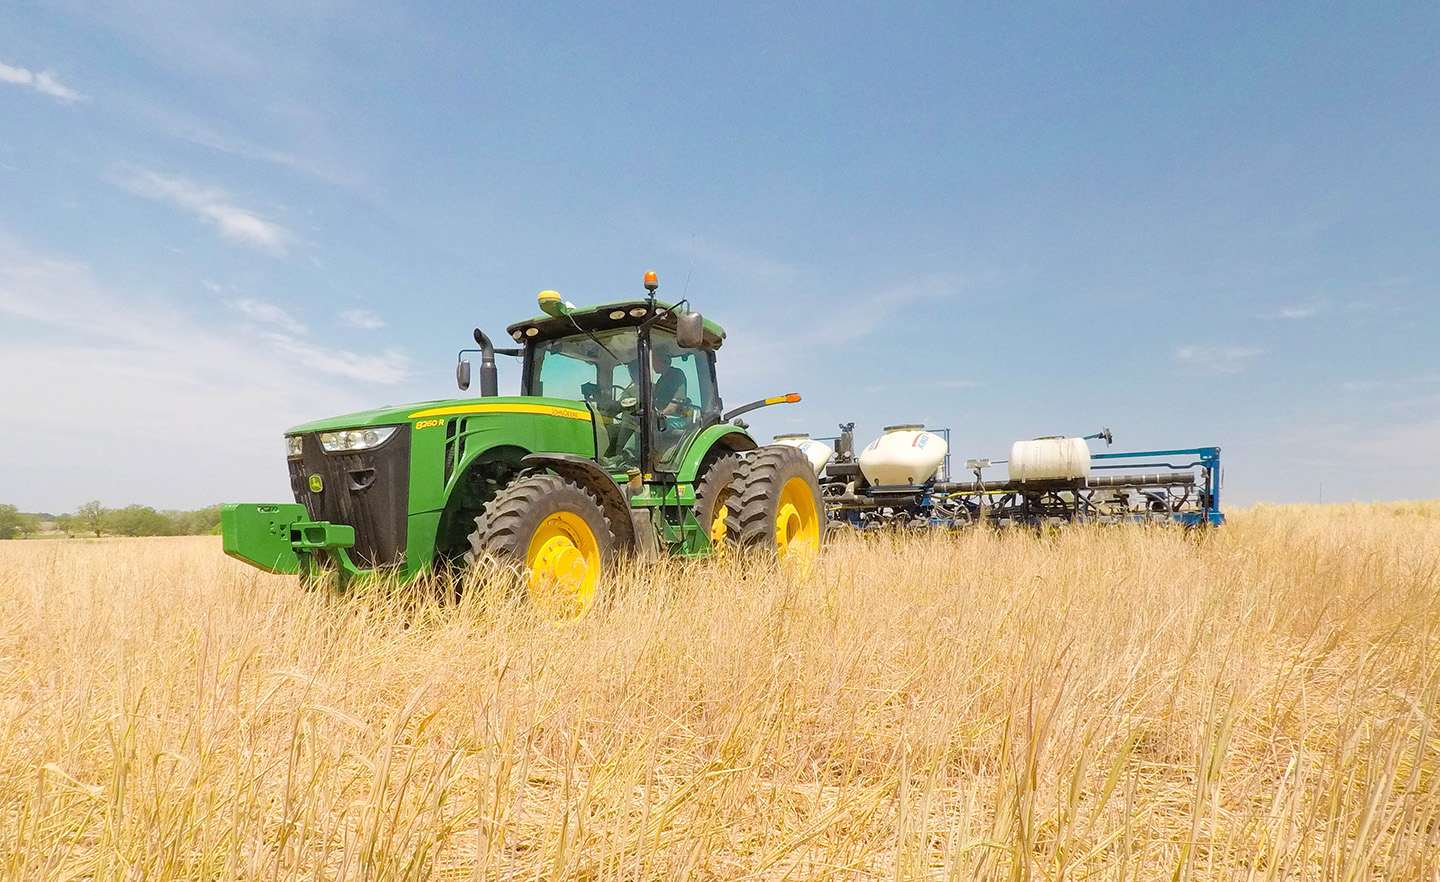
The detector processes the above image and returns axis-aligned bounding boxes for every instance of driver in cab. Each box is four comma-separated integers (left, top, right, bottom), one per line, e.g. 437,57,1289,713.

651,349,690,419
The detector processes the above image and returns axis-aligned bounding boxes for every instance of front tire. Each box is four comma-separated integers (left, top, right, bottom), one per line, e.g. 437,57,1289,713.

467,473,615,619
725,446,824,572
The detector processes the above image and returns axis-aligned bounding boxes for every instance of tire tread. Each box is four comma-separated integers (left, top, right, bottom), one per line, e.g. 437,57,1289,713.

464,473,616,568
725,446,823,548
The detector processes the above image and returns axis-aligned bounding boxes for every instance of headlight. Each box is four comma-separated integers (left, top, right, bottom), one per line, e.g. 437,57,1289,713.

318,425,400,453
286,435,304,459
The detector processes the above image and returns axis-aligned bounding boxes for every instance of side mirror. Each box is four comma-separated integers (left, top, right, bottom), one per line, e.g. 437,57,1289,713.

676,311,705,349
457,359,471,391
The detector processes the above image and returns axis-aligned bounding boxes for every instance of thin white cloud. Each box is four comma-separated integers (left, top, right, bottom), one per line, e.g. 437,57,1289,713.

860,378,981,393
1257,303,1324,320
142,106,364,188
0,238,397,509
803,274,961,349
1174,344,1263,375
1340,373,1440,396
718,269,966,391
1338,418,1440,496
1340,380,1380,394
340,308,385,330
677,239,800,292
108,166,291,255
262,333,406,384
929,379,982,389
231,298,306,334
0,61,84,102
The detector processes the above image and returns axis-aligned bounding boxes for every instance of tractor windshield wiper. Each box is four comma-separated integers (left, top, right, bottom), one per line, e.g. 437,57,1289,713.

565,313,627,371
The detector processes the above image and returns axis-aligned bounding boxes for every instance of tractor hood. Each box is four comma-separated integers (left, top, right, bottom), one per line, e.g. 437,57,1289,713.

286,396,593,435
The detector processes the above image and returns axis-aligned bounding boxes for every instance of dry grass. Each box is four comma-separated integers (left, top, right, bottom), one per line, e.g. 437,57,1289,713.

1,502,1438,880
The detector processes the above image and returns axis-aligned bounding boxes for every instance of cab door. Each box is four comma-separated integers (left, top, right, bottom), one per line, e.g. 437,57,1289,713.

646,331,719,471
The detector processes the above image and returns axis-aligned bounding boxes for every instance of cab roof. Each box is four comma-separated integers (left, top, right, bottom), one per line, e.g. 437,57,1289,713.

505,299,727,350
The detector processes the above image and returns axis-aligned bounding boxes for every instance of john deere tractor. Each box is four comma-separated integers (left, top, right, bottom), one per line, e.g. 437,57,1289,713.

222,273,823,615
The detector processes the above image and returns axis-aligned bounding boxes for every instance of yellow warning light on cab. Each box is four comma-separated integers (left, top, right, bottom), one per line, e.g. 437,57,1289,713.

643,270,658,292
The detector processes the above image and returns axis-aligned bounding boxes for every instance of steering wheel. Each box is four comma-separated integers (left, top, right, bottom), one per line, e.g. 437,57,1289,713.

587,384,632,419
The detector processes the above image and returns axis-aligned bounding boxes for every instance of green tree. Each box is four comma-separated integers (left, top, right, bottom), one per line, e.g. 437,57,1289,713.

76,501,107,537
104,505,178,537
167,505,223,535
13,503,225,538
0,504,21,540
16,512,42,537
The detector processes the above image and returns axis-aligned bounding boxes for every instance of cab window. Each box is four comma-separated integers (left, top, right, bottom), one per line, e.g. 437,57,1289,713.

529,328,640,404
531,328,646,469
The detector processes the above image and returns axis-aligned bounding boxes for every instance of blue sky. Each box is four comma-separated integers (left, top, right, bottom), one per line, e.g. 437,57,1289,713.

1,2,1436,512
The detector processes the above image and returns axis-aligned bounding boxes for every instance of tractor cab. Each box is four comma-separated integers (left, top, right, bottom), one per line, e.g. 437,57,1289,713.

505,296,726,475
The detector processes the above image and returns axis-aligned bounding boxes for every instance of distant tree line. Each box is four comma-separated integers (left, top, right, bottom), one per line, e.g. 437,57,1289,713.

0,502,224,539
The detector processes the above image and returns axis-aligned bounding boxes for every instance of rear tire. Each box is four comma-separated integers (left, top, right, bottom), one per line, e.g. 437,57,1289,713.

693,453,742,554
725,446,824,572
466,473,615,619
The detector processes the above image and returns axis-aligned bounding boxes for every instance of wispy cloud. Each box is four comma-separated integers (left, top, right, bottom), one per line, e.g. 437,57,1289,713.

717,272,964,392
0,60,84,102
786,273,963,352
1340,418,1440,488
108,166,292,255
674,235,802,291
146,108,365,187
0,238,403,508
262,333,406,384
231,298,306,334
1174,344,1263,374
917,379,982,390
1340,373,1440,396
1340,380,1380,394
1257,303,1324,320
340,308,385,330
860,378,981,393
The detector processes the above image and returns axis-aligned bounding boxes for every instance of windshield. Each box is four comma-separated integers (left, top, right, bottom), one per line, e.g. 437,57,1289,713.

529,328,641,405
531,328,644,469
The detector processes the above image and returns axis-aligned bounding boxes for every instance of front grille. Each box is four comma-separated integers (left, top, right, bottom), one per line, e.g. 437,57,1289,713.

287,428,411,568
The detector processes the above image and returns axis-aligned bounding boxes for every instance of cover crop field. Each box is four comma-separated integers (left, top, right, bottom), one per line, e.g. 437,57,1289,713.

1,503,1437,880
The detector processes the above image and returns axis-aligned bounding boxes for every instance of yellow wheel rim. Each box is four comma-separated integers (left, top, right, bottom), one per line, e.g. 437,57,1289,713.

708,488,732,558
775,476,820,574
524,511,600,619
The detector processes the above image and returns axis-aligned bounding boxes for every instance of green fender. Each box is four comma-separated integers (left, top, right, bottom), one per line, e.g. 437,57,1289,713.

674,424,758,483
405,399,600,567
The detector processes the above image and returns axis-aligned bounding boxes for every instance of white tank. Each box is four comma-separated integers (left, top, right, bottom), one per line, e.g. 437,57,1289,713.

858,425,948,486
1008,437,1092,483
772,434,834,476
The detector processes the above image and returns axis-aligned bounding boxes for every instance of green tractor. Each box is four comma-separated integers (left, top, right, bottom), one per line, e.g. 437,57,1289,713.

222,273,823,615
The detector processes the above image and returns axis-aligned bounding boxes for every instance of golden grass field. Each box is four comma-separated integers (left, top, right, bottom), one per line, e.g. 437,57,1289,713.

1,502,1437,881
